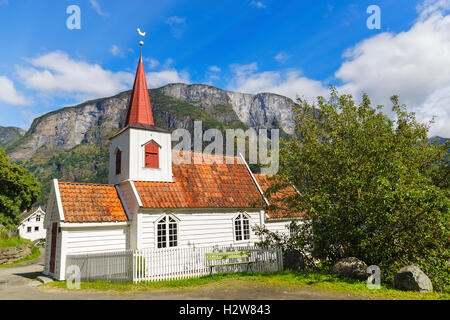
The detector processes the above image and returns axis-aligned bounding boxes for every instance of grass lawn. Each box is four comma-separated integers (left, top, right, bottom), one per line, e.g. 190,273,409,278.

0,236,31,248
42,270,450,300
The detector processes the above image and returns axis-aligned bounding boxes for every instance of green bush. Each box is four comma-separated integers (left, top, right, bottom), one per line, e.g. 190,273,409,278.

265,88,449,292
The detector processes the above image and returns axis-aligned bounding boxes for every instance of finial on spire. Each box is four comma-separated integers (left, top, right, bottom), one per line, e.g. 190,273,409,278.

137,28,146,61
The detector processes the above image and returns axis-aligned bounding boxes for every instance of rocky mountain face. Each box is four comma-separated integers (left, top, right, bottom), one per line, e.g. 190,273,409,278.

161,84,296,134
7,84,296,161
0,126,25,149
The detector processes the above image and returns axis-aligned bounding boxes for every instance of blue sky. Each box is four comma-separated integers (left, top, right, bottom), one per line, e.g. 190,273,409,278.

0,0,449,137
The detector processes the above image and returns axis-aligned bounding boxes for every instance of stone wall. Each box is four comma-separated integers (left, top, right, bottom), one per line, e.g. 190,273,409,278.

0,245,32,264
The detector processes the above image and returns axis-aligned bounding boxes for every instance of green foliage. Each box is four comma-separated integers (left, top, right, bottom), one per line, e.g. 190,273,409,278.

272,87,449,292
0,148,40,228
0,231,32,247
17,143,109,204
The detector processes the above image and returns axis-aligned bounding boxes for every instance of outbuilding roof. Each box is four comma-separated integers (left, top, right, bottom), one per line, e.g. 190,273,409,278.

58,182,128,222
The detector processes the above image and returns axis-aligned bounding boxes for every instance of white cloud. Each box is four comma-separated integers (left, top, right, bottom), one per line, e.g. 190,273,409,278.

274,51,290,64
228,1,450,137
0,76,31,106
110,45,125,58
335,1,450,137
227,63,327,101
89,0,108,17
250,1,267,9
146,58,160,69
165,16,187,38
208,65,221,73
417,0,450,20
147,70,190,88
16,51,133,100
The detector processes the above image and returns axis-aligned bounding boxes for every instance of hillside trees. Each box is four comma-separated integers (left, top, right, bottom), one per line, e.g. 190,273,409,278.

0,148,40,229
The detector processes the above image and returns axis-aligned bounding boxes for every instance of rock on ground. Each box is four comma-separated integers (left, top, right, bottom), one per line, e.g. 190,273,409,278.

332,257,368,281
394,265,433,293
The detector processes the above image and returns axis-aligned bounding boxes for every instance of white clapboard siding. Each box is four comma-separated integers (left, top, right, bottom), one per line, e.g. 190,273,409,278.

64,226,129,255
139,211,261,249
265,221,291,236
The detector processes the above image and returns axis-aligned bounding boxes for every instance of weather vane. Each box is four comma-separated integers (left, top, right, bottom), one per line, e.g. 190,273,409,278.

137,28,146,59
137,27,146,46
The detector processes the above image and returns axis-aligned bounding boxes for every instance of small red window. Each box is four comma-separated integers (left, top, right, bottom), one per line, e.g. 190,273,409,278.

145,141,159,168
115,149,122,175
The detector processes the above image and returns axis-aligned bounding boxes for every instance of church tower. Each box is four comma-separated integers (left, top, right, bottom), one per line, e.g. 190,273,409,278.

108,53,173,185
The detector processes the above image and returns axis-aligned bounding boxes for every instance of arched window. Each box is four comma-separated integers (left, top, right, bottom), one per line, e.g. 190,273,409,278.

157,215,178,248
115,148,122,175
234,213,250,241
144,141,159,168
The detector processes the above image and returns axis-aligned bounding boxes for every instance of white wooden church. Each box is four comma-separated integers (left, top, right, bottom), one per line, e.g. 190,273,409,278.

43,51,301,280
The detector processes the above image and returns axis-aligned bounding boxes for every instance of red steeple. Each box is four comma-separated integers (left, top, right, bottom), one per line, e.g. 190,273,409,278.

125,54,155,126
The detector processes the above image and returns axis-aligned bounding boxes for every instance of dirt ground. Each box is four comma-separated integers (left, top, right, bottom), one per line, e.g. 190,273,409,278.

0,250,369,300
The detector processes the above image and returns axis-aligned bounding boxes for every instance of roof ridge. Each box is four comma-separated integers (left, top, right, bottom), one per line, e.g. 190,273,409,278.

58,181,115,187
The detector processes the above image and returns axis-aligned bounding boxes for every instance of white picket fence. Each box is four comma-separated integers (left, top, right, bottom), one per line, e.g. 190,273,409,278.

66,245,283,283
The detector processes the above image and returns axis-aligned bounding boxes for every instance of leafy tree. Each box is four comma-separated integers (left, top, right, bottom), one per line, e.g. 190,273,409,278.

270,87,449,291
0,148,40,229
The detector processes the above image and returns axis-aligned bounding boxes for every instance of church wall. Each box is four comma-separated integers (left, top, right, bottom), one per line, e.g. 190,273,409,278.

62,225,130,255
137,210,263,249
264,220,291,236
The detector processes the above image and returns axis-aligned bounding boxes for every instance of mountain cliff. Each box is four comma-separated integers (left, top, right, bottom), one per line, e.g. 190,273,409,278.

0,126,25,149
3,84,297,203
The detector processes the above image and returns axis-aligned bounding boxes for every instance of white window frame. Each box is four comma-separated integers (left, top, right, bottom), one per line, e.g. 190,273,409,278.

233,212,251,242
155,214,179,249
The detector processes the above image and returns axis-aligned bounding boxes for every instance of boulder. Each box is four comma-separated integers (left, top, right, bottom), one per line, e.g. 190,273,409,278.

284,250,305,270
332,257,368,281
394,265,433,293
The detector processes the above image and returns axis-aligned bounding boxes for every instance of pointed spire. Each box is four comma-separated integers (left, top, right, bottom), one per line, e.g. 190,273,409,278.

124,54,154,127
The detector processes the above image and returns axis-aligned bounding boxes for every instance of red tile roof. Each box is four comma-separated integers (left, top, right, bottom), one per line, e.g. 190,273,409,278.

134,151,265,209
253,174,304,219
58,182,128,223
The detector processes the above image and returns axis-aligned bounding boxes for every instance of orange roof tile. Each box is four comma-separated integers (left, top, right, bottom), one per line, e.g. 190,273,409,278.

58,182,128,223
134,151,265,209
253,174,304,219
